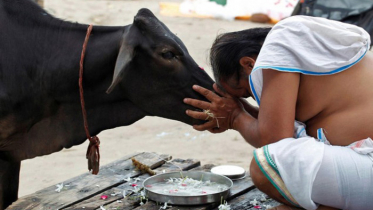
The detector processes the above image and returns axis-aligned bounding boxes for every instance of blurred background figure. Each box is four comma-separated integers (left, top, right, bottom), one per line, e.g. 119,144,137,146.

292,0,373,48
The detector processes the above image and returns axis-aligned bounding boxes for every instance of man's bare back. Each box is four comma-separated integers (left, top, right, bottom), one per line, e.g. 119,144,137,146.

296,51,373,146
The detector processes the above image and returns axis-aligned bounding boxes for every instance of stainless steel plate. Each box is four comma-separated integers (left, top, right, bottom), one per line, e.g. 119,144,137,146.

143,171,233,205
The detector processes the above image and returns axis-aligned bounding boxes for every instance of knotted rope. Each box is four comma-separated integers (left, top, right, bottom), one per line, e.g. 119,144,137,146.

79,24,100,175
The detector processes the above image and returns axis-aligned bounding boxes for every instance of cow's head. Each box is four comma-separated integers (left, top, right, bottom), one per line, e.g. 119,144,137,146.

107,8,214,125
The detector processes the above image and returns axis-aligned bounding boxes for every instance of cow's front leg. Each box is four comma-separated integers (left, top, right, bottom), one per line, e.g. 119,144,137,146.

0,159,20,210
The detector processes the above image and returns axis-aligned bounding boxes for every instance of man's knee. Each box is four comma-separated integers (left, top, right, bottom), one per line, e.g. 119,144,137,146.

249,157,293,206
250,157,269,190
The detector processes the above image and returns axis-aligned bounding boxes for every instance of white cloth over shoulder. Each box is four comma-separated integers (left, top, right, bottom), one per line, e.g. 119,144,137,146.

250,15,371,105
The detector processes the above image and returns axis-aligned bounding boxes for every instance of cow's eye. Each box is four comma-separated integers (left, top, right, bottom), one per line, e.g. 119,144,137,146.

162,51,176,59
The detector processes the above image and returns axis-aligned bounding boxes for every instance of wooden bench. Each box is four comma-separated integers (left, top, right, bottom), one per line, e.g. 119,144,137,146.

8,152,280,210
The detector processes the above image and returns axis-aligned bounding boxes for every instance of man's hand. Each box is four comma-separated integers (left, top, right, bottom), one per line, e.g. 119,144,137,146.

184,83,245,133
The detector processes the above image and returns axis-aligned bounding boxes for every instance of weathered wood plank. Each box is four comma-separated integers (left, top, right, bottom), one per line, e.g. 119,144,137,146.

216,188,281,210
8,152,171,210
66,158,201,210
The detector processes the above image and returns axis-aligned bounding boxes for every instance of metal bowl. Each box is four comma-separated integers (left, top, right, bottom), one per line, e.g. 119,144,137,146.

143,171,233,205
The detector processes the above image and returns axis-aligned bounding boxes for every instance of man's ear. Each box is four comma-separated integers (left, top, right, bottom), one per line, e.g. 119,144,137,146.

106,41,134,94
239,57,255,75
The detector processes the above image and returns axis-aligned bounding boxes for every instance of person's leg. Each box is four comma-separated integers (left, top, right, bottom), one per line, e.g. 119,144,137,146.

251,157,340,210
250,157,294,206
251,143,303,208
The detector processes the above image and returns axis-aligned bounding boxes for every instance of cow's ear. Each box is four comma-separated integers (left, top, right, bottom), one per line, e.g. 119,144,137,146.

106,43,133,94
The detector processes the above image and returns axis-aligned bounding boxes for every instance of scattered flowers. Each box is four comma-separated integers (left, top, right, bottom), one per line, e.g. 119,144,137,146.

55,183,64,193
249,196,274,209
139,190,147,205
159,202,171,209
218,201,231,210
124,186,148,206
133,177,141,183
122,190,126,198
263,204,272,209
131,184,138,187
100,195,108,200
129,186,142,194
250,198,259,206
260,194,267,202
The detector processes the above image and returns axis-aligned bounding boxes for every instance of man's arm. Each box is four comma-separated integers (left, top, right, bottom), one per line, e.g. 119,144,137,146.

184,70,300,147
233,70,300,147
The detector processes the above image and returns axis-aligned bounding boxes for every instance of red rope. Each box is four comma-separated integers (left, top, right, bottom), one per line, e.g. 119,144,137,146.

79,24,100,175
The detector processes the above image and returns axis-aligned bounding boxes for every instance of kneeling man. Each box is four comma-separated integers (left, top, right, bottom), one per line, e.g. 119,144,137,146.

184,16,373,210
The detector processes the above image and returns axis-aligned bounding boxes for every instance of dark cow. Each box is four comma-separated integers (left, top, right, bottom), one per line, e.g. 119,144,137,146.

0,0,214,208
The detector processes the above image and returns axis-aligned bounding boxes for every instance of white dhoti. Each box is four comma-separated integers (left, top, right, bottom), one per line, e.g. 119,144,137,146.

254,137,373,210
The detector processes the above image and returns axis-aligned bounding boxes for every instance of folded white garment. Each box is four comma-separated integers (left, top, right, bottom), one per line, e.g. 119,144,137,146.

254,137,373,210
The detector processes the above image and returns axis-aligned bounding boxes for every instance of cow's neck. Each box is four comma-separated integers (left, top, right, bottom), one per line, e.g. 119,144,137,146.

4,0,126,103
0,2,148,161
39,24,126,103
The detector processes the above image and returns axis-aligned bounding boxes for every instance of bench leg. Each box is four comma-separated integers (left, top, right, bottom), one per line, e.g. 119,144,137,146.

0,159,20,210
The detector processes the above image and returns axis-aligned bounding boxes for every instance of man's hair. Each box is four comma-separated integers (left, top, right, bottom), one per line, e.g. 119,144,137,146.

210,27,271,89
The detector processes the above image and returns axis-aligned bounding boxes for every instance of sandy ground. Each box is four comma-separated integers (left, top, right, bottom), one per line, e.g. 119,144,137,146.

19,0,269,197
